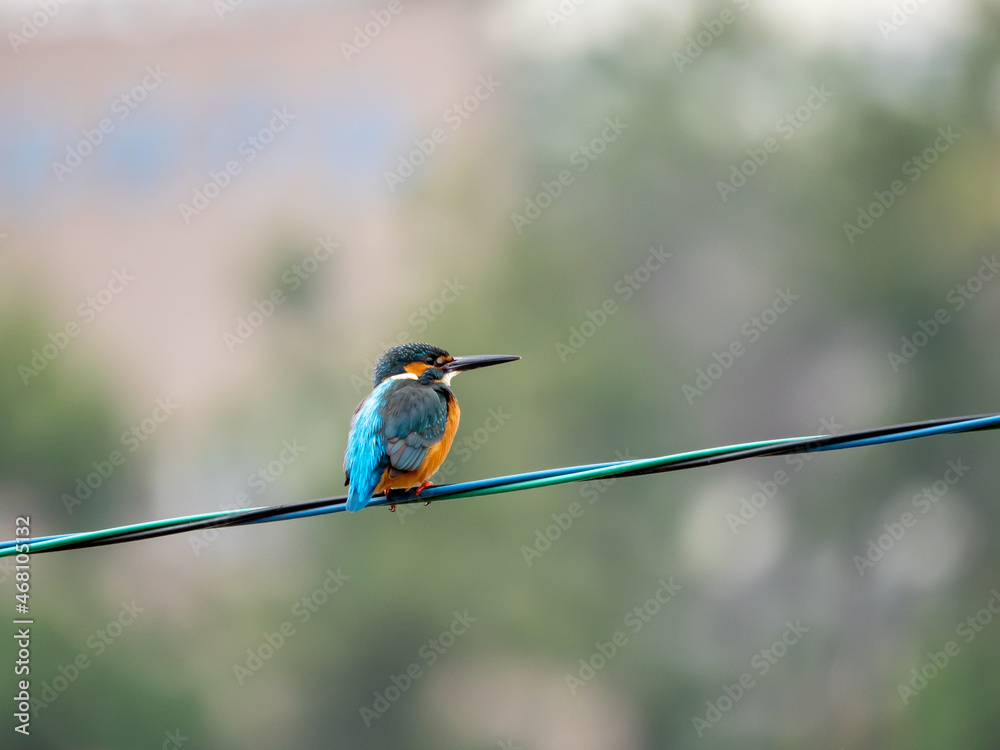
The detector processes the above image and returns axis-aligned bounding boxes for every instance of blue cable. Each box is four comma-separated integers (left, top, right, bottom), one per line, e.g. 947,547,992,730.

2,411,997,556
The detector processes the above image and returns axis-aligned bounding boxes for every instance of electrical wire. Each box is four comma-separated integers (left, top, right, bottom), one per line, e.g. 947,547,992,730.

2,411,998,558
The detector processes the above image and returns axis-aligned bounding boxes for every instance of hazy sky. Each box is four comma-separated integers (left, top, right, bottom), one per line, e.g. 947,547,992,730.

0,0,975,52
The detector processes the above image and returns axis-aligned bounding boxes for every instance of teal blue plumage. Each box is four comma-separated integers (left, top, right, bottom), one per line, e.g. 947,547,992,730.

343,383,387,512
344,377,449,512
343,343,519,513
344,344,453,512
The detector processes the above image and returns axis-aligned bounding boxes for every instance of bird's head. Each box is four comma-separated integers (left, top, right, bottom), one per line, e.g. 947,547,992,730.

372,343,519,386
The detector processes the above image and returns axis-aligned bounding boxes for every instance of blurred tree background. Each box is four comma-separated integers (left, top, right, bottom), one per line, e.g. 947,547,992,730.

2,0,1000,747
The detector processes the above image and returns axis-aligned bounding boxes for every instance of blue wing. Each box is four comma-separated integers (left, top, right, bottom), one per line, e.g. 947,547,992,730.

344,389,386,512
344,379,449,512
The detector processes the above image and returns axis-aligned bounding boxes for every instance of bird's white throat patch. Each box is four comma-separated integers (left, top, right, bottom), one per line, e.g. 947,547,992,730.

389,370,458,384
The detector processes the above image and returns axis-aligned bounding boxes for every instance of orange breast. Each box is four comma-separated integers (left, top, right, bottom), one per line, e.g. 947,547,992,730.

374,394,460,493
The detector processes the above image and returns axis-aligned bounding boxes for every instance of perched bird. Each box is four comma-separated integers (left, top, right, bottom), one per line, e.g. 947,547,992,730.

344,343,519,512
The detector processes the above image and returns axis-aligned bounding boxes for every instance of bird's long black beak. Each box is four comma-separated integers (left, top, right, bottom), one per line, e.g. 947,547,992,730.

444,354,520,373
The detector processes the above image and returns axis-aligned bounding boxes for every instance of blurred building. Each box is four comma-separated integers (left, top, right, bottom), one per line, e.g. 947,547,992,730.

0,0,507,407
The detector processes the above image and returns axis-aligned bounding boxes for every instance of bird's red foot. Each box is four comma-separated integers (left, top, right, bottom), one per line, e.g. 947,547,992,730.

385,488,396,512
415,481,433,506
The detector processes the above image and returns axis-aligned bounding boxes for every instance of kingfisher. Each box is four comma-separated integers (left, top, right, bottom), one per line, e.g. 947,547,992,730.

344,343,519,512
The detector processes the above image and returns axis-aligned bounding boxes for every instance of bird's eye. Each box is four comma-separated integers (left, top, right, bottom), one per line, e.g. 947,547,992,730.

424,356,435,364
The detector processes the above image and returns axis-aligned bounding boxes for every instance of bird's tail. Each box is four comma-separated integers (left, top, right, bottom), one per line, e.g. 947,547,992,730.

346,477,376,512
